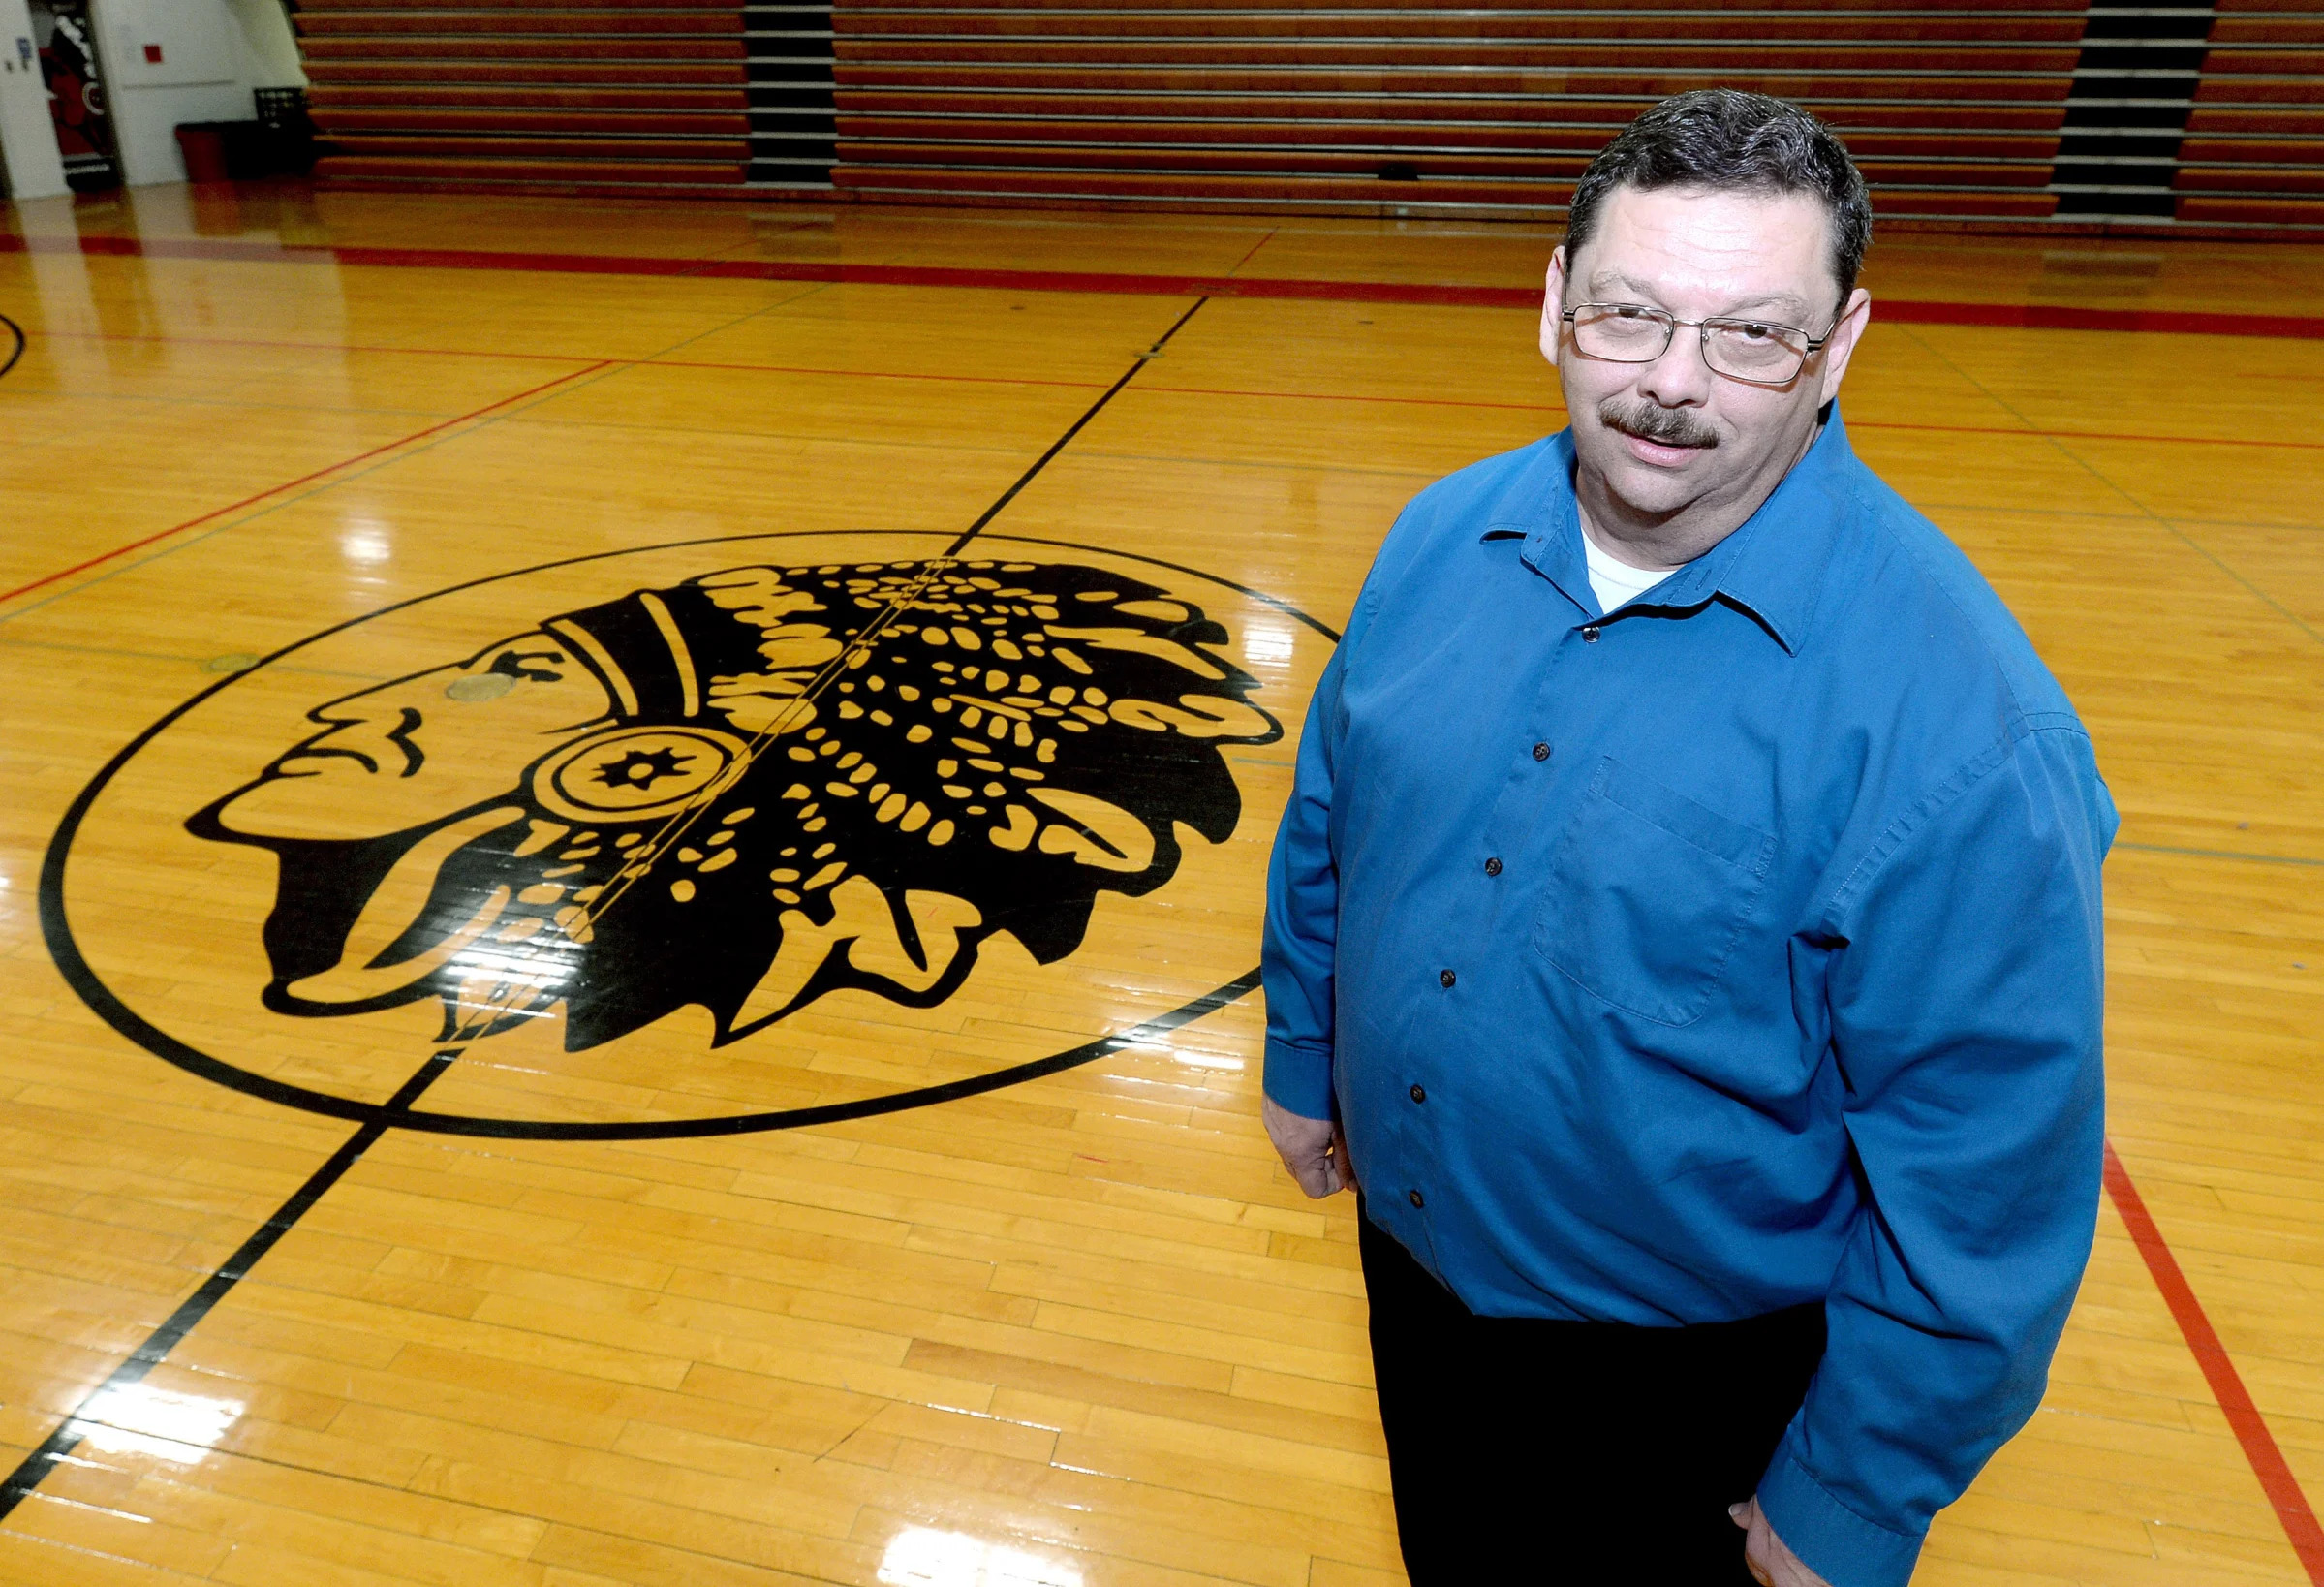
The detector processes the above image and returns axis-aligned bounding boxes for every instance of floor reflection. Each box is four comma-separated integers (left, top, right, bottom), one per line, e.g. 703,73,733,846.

877,1526,1084,1587
69,1382,242,1463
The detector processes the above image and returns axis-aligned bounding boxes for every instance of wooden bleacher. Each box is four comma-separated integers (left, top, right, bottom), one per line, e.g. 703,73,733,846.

823,0,2082,221
292,0,2323,235
299,0,752,195
2177,0,2324,228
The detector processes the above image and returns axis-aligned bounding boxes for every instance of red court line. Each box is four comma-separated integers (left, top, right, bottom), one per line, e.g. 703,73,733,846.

11,233,2324,339
1848,418,2324,452
1129,386,2324,455
16,328,1105,389
1141,382,1563,413
0,359,612,607
1224,228,1279,276
33,321,2324,450
1888,298,2324,340
33,327,596,364
642,357,1104,390
24,321,2320,451
2103,1139,2324,1584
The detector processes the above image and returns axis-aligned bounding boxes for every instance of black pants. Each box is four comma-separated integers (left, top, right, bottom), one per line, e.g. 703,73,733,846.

1361,1211,1825,1584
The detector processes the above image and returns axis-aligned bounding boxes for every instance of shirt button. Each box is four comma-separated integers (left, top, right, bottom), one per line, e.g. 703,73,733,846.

1409,1189,1426,1209
1483,856,1503,877
1532,741,1551,762
1582,626,1601,643
1410,1083,1426,1104
1439,968,1456,988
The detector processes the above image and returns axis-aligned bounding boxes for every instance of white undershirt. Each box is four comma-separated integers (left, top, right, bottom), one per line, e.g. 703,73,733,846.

1582,529,1678,614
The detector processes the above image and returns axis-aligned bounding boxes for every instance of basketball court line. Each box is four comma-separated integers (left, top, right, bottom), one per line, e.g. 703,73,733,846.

640,358,1107,391
8,233,2322,339
0,279,843,621
0,359,614,608
0,1050,460,1524
15,326,2318,454
2103,1144,2324,1584
0,634,395,684
23,328,609,363
15,327,1125,389
950,297,1208,546
1224,228,1280,276
0,294,1233,1522
2113,841,2323,867
1910,503,2319,535
1840,419,2324,454
1895,325,2324,649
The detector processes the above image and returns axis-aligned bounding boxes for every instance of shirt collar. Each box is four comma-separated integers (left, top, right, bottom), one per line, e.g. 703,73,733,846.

1485,407,1862,655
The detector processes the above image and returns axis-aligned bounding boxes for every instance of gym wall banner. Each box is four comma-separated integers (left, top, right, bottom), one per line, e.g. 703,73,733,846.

33,0,118,190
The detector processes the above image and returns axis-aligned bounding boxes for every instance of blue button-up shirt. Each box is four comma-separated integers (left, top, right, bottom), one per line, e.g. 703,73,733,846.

1263,414,2115,1587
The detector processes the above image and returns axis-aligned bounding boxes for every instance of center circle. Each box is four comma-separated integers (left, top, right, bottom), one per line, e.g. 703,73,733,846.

42,532,1338,1142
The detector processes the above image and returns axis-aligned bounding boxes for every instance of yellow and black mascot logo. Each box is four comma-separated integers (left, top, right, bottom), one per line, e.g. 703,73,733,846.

187,558,1280,1055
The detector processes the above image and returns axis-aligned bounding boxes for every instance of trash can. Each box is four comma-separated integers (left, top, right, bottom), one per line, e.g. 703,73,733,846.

175,123,232,183
174,121,274,182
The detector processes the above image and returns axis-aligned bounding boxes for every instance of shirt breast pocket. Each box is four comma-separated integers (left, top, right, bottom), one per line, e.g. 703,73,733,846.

1532,757,1777,1028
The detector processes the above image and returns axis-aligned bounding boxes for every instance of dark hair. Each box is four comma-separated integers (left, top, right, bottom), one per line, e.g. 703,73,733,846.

1564,90,1873,304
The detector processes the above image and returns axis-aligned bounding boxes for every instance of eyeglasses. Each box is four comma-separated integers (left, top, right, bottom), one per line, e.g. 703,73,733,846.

1560,302,1839,385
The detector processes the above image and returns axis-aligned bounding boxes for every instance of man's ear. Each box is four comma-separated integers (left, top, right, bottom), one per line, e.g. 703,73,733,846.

1816,286,1874,405
1540,246,1569,367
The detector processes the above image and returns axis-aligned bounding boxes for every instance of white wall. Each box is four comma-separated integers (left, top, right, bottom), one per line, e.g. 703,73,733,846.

0,0,67,199
225,0,303,91
92,0,303,186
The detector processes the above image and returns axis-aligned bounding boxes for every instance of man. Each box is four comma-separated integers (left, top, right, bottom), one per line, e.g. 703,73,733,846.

1261,90,2113,1587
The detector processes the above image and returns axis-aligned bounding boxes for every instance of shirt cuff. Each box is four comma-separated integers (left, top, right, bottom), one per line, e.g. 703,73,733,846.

1756,1442,1926,1587
1262,1036,1336,1120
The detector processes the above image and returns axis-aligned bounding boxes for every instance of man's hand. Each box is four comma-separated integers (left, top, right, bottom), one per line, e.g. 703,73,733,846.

1262,1096,1356,1198
1730,1498,1833,1587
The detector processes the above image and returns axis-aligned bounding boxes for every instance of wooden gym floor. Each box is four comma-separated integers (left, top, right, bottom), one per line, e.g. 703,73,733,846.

1,182,2321,1587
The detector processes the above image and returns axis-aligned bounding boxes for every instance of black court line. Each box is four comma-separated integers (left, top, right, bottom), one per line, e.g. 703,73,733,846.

946,296,1209,554
0,1050,459,1522
4,294,1225,1523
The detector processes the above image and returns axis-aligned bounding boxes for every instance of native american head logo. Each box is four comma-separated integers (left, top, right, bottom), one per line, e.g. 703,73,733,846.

189,559,1280,1049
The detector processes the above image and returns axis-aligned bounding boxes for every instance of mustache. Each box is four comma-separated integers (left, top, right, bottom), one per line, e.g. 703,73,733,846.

1597,400,1718,450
